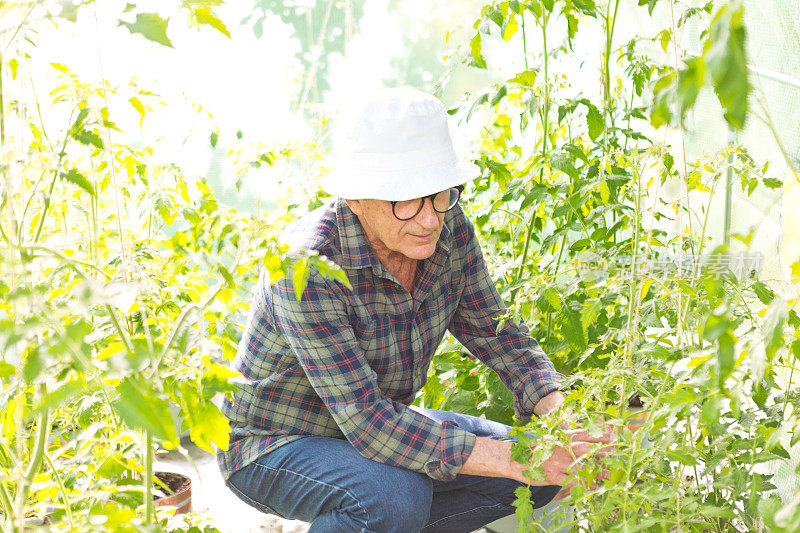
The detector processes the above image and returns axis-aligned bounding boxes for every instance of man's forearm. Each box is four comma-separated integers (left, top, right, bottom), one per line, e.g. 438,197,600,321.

459,436,530,483
459,391,565,484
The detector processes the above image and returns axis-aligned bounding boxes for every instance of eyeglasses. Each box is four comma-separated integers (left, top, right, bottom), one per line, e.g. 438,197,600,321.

390,186,464,221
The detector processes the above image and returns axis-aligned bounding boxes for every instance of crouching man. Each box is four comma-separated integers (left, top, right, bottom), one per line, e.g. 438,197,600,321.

218,87,608,532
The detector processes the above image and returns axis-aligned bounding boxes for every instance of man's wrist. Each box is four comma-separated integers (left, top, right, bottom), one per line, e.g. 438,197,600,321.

533,390,565,417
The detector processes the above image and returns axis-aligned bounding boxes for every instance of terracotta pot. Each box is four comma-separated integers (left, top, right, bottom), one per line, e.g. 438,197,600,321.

153,471,192,514
626,407,650,432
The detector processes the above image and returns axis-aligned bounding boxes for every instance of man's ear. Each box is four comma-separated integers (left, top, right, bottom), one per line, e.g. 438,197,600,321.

344,199,363,216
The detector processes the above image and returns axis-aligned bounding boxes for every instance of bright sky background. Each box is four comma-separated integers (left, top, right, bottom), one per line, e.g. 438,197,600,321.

19,0,796,277
28,0,490,212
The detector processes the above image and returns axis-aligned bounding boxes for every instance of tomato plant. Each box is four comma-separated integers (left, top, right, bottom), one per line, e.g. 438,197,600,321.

417,0,800,530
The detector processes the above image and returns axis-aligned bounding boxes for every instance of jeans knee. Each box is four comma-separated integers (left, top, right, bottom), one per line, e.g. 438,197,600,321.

368,471,432,532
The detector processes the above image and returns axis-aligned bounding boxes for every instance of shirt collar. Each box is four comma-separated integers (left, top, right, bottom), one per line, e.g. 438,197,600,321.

336,198,376,270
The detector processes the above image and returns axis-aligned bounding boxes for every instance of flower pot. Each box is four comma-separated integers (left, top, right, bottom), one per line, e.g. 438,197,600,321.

153,471,192,514
626,406,650,433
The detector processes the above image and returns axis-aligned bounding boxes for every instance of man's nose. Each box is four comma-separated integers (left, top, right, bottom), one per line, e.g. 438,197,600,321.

415,198,439,229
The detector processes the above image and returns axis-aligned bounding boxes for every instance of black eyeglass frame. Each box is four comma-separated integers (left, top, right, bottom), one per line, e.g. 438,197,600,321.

389,185,465,221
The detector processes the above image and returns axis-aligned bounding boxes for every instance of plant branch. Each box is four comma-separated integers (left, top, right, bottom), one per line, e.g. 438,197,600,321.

30,123,73,245
144,431,154,524
0,479,12,522
148,241,247,379
44,453,74,530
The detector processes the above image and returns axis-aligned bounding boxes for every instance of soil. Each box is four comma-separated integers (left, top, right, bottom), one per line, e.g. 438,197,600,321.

154,471,191,499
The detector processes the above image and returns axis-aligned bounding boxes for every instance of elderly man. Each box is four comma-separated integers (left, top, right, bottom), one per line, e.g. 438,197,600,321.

218,87,605,532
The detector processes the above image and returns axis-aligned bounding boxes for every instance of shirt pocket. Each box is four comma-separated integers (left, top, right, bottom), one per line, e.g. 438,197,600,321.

353,314,407,396
353,316,390,370
434,273,463,319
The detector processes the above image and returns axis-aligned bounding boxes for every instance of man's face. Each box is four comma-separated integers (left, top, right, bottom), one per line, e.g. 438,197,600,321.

345,195,445,261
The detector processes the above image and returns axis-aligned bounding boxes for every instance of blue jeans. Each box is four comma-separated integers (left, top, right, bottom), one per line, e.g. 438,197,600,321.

225,407,560,532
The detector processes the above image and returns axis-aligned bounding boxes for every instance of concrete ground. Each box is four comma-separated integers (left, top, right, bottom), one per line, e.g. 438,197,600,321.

154,441,310,533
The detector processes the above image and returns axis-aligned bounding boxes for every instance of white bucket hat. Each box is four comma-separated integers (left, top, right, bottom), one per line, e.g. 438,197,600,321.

321,87,481,202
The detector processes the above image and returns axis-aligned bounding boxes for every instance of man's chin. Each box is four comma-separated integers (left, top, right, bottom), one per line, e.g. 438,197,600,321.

403,244,437,261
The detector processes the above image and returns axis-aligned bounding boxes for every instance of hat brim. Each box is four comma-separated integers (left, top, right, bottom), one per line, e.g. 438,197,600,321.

321,157,481,201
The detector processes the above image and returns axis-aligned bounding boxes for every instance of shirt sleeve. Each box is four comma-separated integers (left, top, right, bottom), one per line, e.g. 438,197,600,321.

271,266,476,481
448,215,566,422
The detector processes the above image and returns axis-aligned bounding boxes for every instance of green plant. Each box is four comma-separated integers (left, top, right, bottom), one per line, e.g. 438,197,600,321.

0,2,332,531
419,0,800,530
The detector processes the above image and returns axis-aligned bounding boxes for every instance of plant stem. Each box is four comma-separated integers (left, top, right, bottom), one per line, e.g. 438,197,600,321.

0,480,12,523
17,102,72,244
545,234,567,336
521,9,528,71
515,12,549,284
684,411,704,515
144,431,154,524
31,135,70,244
44,453,74,529
0,50,5,149
603,0,621,131
17,390,49,531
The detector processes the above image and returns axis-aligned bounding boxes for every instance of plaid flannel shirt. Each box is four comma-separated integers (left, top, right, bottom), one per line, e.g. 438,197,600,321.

217,199,565,481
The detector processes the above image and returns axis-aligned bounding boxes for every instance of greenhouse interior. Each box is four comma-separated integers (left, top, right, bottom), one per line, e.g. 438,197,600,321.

1,0,799,531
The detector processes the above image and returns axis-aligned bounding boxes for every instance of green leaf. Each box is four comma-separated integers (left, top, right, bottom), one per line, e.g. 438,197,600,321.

513,485,534,533
485,160,512,183
73,129,104,150
702,312,728,341
129,96,145,125
0,361,14,379
113,378,178,446
791,259,800,283
762,177,783,189
189,401,230,452
698,505,735,519
659,29,671,52
544,288,562,311
752,281,775,305
119,13,174,48
292,258,309,301
200,358,239,396
638,0,658,15
22,347,42,383
209,130,219,148
310,256,352,289
561,307,588,353
599,178,610,203
57,0,80,22
586,103,605,140
177,384,230,453
61,169,96,197
650,71,676,128
705,3,749,129
72,107,89,132
677,56,705,116
717,331,734,384
217,263,234,286
469,34,486,69
191,7,230,38
39,381,85,412
550,153,579,181
502,14,518,42
8,58,18,80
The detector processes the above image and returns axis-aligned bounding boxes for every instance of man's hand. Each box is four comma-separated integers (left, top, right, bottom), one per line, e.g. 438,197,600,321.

460,426,614,488
512,427,614,487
